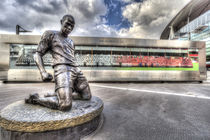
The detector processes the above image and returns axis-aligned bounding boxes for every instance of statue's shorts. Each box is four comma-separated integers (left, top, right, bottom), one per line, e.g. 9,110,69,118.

54,65,89,92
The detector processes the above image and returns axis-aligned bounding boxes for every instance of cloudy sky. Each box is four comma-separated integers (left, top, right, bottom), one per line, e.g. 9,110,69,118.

0,0,190,39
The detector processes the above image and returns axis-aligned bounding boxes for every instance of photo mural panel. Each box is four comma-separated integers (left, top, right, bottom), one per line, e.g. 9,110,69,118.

10,44,199,71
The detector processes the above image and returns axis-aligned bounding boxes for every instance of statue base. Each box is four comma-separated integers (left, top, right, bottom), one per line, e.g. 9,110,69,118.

0,96,103,140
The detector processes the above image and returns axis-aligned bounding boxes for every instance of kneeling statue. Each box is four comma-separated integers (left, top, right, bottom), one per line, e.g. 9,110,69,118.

25,15,92,111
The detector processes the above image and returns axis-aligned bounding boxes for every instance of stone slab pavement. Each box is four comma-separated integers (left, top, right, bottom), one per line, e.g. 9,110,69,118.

0,82,210,140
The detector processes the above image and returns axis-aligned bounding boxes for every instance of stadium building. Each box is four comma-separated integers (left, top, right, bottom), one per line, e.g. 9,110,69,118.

0,34,206,82
160,0,210,62
0,0,208,82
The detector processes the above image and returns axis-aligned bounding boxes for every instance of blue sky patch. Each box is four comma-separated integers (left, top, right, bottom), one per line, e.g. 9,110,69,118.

103,0,143,30
103,0,129,30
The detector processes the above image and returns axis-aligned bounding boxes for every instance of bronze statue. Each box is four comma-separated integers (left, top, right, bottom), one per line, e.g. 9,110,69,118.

25,15,92,111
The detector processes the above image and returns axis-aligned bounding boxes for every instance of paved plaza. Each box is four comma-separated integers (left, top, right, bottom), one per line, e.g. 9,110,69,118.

0,80,210,140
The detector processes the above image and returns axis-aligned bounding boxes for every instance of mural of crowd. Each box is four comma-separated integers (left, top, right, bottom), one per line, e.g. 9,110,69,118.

11,44,195,68
15,53,193,68
116,56,193,67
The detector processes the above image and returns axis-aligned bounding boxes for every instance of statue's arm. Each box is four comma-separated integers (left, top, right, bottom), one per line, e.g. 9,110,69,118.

35,31,53,82
34,52,53,81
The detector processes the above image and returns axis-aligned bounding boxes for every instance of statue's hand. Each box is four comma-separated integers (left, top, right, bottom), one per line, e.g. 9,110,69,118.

41,72,53,82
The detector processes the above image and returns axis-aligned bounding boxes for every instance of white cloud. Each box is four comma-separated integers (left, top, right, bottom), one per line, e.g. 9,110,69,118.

66,0,115,37
0,0,113,37
119,0,191,39
0,0,192,39
0,0,66,33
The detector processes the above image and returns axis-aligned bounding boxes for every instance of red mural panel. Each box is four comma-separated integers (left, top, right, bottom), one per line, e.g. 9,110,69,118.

116,56,193,68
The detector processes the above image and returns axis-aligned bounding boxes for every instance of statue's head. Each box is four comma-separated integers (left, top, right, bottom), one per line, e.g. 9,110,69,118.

60,15,75,37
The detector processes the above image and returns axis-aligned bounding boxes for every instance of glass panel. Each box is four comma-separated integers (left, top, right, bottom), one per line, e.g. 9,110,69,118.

10,44,52,69
10,44,199,71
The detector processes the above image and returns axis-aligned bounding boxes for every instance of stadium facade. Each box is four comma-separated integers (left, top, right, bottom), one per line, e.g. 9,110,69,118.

178,10,210,61
0,34,206,82
0,0,209,82
160,0,210,61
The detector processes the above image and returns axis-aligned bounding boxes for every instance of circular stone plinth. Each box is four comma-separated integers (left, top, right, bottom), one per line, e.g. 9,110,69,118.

0,96,103,133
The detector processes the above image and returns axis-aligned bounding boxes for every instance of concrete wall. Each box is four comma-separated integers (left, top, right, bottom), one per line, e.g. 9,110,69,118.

0,34,207,82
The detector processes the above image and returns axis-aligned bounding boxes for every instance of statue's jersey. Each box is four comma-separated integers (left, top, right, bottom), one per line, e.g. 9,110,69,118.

37,30,77,67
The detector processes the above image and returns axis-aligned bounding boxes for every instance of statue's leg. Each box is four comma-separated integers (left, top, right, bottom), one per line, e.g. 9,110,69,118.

56,87,72,111
34,96,59,110
72,91,82,100
25,88,72,111
72,67,92,100
44,92,57,97
26,88,73,111
74,78,92,100
79,83,92,100
54,66,73,111
25,93,59,110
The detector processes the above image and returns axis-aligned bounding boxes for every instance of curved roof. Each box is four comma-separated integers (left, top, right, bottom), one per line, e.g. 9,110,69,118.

160,0,210,39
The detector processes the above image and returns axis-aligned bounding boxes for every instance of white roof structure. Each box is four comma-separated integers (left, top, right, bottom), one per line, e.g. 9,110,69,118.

160,0,210,39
